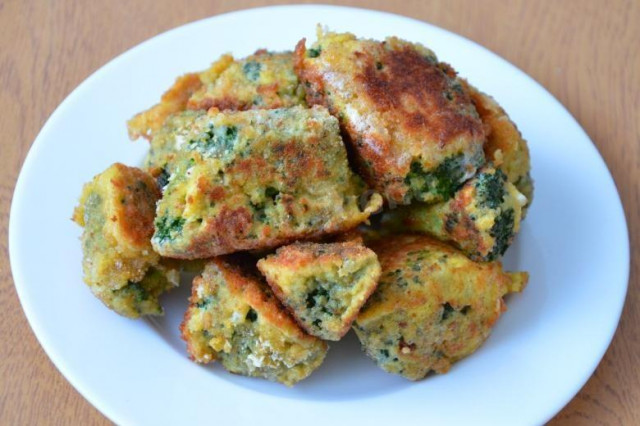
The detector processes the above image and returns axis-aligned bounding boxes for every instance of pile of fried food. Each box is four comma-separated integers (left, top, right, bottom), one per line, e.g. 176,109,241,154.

73,29,532,386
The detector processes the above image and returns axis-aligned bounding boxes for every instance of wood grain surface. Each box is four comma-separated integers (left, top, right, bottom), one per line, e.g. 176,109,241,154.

1,0,637,424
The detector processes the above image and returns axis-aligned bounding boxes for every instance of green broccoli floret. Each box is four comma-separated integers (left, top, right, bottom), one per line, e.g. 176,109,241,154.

154,215,185,244
245,308,258,322
307,47,322,58
110,268,174,316
489,208,515,260
242,61,262,81
306,286,330,309
475,168,507,209
186,124,238,159
116,281,149,304
404,154,470,202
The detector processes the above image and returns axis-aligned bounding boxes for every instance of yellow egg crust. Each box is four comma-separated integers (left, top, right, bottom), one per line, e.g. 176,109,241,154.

180,257,328,386
354,234,527,380
151,105,382,259
257,241,381,341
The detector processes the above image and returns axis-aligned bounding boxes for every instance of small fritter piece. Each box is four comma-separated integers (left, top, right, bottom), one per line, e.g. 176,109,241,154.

462,81,533,208
354,234,527,380
257,241,381,341
180,257,328,386
382,166,527,261
187,50,306,111
127,51,305,142
295,30,486,205
152,105,383,259
72,163,178,318
128,73,203,140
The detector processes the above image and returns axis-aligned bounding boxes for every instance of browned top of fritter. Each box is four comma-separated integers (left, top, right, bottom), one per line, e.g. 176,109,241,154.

355,50,481,147
294,33,485,202
368,233,461,275
259,241,371,271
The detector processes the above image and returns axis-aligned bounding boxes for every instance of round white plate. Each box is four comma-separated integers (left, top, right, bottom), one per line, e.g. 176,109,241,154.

9,5,629,426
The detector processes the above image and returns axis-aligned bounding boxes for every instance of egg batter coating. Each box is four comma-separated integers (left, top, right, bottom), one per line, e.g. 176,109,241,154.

152,105,383,259
127,50,305,142
382,166,527,261
72,163,179,318
180,257,328,386
257,241,381,341
354,234,527,380
294,30,486,205
462,81,533,209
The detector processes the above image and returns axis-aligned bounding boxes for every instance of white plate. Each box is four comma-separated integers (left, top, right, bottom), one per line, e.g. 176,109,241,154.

9,5,629,426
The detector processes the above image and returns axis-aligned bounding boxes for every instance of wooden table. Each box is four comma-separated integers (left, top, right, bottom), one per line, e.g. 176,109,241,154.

1,0,637,424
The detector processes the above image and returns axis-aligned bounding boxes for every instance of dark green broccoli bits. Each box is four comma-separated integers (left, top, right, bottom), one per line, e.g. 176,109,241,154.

154,216,185,244
186,124,239,159
405,154,471,202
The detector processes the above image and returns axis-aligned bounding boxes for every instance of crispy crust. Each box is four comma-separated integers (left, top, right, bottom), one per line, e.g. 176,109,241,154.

107,163,161,247
127,73,202,140
295,33,485,203
259,241,371,270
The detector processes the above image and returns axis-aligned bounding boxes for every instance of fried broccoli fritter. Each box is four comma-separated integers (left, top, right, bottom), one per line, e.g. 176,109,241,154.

463,81,533,209
127,50,305,142
295,30,485,205
72,163,178,317
382,166,527,261
354,234,527,380
180,257,328,386
152,105,382,259
187,50,306,111
257,241,381,341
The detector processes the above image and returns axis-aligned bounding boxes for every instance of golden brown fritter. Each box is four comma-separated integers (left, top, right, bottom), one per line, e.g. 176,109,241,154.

72,163,178,317
295,30,486,205
152,105,382,259
127,50,305,142
382,166,527,261
257,241,380,341
462,81,533,208
354,234,527,380
180,257,328,386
